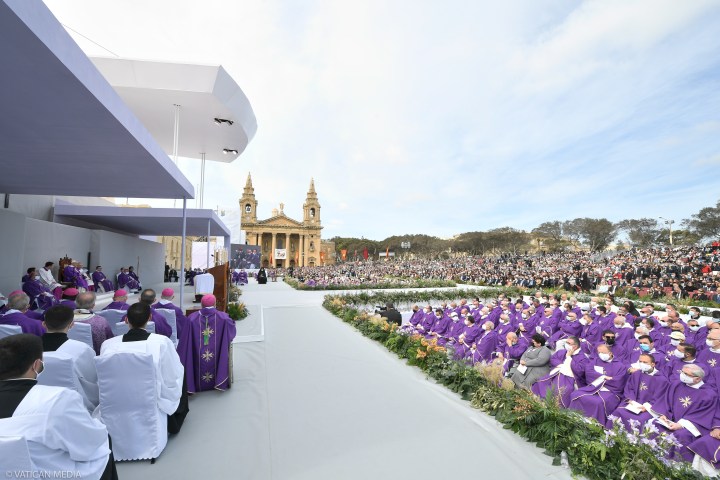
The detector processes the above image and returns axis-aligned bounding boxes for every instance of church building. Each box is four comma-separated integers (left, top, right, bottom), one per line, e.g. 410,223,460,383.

239,174,333,268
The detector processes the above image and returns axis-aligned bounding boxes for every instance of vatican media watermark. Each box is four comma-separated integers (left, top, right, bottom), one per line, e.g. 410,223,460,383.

5,472,81,479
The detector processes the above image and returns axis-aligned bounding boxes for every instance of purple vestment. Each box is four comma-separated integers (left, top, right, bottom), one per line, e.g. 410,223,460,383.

91,271,114,292
73,312,114,355
21,279,57,311
102,301,129,311
606,370,669,430
182,307,237,393
0,311,45,336
532,349,588,407
153,301,189,341
471,329,498,364
62,265,88,289
569,357,629,426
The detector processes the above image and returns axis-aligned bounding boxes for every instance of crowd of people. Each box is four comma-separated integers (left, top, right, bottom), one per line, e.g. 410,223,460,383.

394,291,720,474
0,284,236,479
288,245,720,302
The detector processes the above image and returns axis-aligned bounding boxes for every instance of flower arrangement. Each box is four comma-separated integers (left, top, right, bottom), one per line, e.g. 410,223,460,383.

284,276,456,291
227,302,249,321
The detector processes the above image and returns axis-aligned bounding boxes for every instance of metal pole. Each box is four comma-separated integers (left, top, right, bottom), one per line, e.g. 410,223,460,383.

172,104,181,208
207,219,211,268
200,152,206,209
179,198,187,311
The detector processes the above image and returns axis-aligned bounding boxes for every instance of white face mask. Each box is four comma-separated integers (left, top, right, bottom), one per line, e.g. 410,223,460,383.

579,319,588,326
522,313,528,319
637,363,652,372
688,325,700,332
634,333,641,340
670,339,680,346
707,339,717,348
659,321,668,328
673,349,685,359
679,372,695,385
599,353,611,362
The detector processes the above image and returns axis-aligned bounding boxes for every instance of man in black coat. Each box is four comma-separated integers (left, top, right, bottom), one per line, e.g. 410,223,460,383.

380,302,402,326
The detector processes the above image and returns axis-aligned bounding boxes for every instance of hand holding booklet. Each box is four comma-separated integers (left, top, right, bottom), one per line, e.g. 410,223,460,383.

624,401,644,414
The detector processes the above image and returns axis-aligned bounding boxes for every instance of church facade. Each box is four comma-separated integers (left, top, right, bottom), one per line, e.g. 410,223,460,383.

239,174,333,268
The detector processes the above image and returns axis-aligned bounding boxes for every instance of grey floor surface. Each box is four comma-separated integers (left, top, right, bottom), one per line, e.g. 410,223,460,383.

116,280,573,480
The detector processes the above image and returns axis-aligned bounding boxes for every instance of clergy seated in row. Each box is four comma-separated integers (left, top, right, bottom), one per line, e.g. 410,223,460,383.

42,305,99,411
452,315,481,360
0,292,44,336
470,321,498,364
22,268,58,311
117,268,140,292
531,336,588,407
153,288,190,340
63,261,89,291
139,289,174,339
60,288,78,310
0,334,118,480
102,290,130,311
38,261,64,301
697,329,720,371
568,343,629,427
101,302,189,434
74,292,115,356
651,364,717,462
184,294,236,393
664,343,709,383
438,311,466,347
91,266,114,293
606,352,669,431
510,334,552,389
628,335,667,372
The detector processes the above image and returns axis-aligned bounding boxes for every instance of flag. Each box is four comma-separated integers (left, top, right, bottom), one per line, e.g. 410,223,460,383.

341,249,347,261
320,251,325,263
385,246,389,261
363,247,368,260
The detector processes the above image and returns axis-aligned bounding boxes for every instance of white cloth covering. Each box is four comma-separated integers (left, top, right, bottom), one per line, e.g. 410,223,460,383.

100,333,183,414
58,338,99,409
194,272,215,295
0,384,110,480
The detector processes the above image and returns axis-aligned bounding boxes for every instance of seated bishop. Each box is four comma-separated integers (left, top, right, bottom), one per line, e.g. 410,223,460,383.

568,343,629,427
0,291,44,336
100,302,188,434
22,268,58,311
606,352,669,432
0,334,118,480
182,294,236,394
531,336,588,407
152,288,190,340
102,290,130,311
91,266,114,293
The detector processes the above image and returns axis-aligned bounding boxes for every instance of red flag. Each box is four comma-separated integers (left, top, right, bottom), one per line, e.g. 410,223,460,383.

385,246,389,261
362,247,368,260
341,249,347,261
320,251,325,264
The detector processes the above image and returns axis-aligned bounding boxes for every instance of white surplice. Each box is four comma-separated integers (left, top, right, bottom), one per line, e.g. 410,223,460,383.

100,333,183,414
57,338,99,410
0,384,109,480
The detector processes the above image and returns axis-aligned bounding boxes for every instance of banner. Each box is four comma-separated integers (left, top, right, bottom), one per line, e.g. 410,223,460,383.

341,249,347,261
230,244,262,269
320,251,325,263
274,249,287,260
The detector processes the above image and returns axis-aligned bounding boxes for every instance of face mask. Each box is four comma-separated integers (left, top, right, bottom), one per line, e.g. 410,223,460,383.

614,323,624,329
673,349,685,359
690,314,700,319
639,313,647,318
579,319,588,326
522,313,528,319
679,372,695,385
707,339,717,348
33,360,44,380
659,321,668,328
688,325,700,332
670,339,680,346
435,314,442,319
639,344,651,352
564,343,575,351
605,338,615,346
634,333,641,340
599,353,611,362
637,362,652,373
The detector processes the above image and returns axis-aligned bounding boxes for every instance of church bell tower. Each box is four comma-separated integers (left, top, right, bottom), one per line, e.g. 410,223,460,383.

303,178,321,226
239,173,258,224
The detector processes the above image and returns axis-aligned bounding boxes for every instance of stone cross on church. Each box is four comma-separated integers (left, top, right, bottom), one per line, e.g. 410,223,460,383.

239,174,325,268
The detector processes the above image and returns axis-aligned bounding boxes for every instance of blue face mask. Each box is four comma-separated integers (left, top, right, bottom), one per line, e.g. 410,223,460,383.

639,344,651,352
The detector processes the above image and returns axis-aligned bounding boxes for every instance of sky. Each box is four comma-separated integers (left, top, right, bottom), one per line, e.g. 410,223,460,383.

43,0,720,242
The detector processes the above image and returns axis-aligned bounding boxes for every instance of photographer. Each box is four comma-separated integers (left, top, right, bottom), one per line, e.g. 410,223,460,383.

378,302,402,326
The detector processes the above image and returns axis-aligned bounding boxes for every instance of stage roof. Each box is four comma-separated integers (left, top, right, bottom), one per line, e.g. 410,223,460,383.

54,203,231,237
91,57,257,163
0,0,195,199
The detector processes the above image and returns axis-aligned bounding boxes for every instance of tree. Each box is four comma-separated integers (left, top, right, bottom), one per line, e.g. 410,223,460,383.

451,232,488,255
572,218,617,251
531,221,570,252
683,199,720,240
485,227,531,254
615,218,660,247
